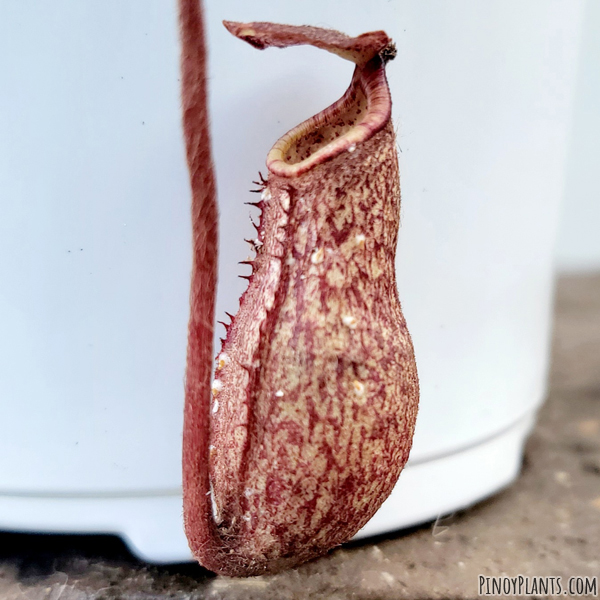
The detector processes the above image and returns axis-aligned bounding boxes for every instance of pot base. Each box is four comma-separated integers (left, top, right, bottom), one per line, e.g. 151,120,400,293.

0,411,535,563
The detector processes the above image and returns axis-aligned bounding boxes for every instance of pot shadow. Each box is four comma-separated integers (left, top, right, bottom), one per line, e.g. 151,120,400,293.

0,530,214,587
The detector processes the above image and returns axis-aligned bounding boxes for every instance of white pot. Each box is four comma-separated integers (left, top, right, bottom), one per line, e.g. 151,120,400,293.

0,0,584,562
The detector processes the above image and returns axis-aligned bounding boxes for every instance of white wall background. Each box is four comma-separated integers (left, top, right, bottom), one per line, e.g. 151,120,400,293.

555,0,600,272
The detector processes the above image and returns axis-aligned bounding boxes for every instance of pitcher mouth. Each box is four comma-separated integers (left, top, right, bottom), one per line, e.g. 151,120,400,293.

266,57,392,178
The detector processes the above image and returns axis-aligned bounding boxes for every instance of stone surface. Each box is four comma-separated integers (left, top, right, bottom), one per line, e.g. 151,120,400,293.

1,273,599,599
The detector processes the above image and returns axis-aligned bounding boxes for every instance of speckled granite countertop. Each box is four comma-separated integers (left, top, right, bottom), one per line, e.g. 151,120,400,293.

1,274,599,600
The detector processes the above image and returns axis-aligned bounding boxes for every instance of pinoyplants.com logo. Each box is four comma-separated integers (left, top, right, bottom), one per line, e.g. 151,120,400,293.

478,575,598,597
